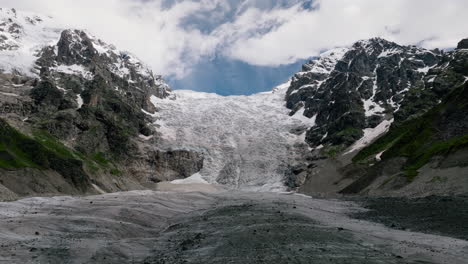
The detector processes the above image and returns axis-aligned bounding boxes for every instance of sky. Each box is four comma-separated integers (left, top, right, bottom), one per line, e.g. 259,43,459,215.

1,0,468,94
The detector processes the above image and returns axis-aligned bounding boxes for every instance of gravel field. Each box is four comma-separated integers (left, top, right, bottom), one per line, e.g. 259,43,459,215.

0,188,467,263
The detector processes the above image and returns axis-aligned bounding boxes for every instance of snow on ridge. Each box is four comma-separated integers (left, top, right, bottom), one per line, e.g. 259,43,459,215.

52,64,94,80
363,64,385,117
302,47,349,75
0,8,160,84
59,29,155,82
0,8,62,76
377,48,402,58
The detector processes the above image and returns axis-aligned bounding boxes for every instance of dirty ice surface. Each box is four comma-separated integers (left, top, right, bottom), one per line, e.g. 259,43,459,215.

1,190,467,264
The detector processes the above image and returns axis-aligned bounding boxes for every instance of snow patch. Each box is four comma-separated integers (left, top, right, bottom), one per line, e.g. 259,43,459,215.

76,94,83,109
416,66,431,74
363,64,386,117
301,47,349,76
0,92,19,97
375,151,385,161
91,183,106,194
141,108,157,118
345,119,394,154
378,48,402,58
56,86,67,93
171,173,209,185
292,108,317,127
138,134,153,141
53,64,93,80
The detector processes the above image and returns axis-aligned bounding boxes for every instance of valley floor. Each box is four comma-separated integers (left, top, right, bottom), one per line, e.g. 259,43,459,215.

0,186,467,264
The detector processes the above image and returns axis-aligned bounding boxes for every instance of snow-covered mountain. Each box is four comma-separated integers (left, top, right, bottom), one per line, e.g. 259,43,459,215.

0,8,467,199
0,8,183,199
0,8,62,75
286,38,468,196
0,8,170,99
286,38,443,150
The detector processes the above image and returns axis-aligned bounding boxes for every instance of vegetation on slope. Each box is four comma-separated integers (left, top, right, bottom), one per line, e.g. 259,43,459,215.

353,83,468,179
0,119,123,190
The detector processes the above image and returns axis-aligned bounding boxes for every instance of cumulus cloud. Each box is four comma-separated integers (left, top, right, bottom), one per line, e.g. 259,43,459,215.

226,0,468,65
1,0,222,77
1,0,467,76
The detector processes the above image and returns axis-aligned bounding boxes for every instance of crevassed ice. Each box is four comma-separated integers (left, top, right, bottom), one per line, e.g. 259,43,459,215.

151,84,312,192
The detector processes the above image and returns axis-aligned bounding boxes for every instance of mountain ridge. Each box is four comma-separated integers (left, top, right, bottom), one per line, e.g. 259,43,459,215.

0,8,203,200
291,37,468,196
0,8,467,200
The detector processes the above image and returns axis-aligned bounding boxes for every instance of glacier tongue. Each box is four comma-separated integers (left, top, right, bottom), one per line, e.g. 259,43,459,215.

151,85,311,191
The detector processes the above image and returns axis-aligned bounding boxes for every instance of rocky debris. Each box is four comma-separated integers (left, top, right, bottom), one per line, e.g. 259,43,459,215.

0,191,464,263
350,195,468,240
285,164,310,189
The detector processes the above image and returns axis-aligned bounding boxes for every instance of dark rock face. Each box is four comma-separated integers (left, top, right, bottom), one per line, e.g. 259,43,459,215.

56,30,97,66
150,150,204,182
31,30,172,159
286,38,443,148
37,29,172,109
457,39,468,49
31,30,205,182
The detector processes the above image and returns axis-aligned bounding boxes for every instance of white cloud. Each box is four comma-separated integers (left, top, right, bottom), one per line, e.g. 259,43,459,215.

1,0,467,75
1,0,221,77
226,0,468,65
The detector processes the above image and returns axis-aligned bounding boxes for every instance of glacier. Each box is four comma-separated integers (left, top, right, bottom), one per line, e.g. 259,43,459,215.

151,83,312,191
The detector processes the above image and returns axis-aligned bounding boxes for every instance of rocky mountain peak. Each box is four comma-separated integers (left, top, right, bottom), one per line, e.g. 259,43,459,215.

36,28,172,102
0,8,172,101
352,37,399,53
56,29,97,66
286,38,443,149
0,9,187,197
